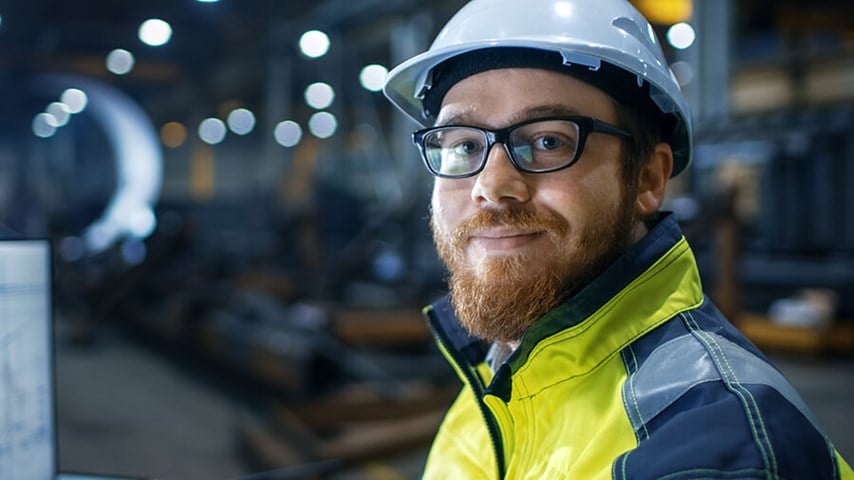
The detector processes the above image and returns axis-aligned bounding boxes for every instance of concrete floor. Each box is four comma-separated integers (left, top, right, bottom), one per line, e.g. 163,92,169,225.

55,321,854,480
55,321,431,480
55,326,249,479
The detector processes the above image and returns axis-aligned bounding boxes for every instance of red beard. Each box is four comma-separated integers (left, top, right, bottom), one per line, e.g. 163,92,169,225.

432,193,637,343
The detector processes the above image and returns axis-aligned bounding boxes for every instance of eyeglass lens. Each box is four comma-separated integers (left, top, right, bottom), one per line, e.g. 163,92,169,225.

422,119,582,177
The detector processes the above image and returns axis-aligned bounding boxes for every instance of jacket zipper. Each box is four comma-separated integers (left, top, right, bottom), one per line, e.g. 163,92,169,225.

427,309,507,479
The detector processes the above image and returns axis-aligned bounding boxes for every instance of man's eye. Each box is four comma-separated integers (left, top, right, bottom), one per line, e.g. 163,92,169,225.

533,135,563,150
451,140,482,156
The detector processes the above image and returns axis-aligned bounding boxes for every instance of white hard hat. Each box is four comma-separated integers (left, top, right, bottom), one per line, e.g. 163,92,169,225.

384,0,693,176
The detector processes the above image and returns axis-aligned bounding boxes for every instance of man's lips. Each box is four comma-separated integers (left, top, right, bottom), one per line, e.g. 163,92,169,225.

469,229,545,250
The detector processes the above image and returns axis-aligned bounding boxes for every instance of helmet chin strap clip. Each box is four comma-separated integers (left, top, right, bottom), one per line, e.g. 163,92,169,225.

415,69,434,101
415,71,434,120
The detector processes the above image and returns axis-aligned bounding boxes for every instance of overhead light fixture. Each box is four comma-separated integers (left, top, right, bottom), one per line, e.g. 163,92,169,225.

667,22,696,50
106,48,135,75
304,82,335,109
139,18,172,47
198,118,227,145
46,102,71,127
61,88,88,113
32,113,58,138
308,112,337,139
274,120,302,147
299,30,330,59
359,64,388,92
227,108,256,135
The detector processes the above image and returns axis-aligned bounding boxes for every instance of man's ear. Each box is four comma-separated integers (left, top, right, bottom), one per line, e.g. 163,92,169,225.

635,142,674,216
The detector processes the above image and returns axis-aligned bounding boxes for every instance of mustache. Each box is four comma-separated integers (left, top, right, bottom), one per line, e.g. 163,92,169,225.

451,208,569,244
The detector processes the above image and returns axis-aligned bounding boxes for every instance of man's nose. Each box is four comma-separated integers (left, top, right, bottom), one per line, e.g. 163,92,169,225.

470,144,532,205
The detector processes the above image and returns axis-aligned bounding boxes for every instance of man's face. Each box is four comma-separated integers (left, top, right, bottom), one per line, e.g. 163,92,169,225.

430,68,644,343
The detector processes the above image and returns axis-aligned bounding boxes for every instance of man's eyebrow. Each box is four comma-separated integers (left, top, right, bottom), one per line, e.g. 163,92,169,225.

510,105,582,122
434,111,472,127
435,105,583,127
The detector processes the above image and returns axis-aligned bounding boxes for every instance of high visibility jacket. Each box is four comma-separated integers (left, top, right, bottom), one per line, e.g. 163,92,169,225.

422,213,853,479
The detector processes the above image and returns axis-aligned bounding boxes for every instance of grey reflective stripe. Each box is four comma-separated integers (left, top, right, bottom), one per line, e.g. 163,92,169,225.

622,332,820,437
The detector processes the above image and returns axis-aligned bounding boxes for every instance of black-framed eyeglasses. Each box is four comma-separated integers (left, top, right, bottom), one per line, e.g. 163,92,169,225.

412,115,632,179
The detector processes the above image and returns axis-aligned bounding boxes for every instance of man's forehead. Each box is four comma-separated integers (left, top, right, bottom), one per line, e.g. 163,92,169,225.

433,68,618,127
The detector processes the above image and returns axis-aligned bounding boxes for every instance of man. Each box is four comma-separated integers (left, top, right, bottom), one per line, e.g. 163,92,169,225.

384,0,853,479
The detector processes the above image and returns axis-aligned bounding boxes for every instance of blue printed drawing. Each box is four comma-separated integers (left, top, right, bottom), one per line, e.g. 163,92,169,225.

0,241,54,480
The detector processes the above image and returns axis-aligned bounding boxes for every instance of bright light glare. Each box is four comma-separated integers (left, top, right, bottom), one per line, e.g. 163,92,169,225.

227,108,256,135
106,48,135,75
359,64,388,92
61,88,88,113
63,75,162,255
199,117,227,144
196,0,219,2
299,30,330,58
667,22,696,50
128,207,157,238
308,112,337,139
33,113,58,138
139,19,172,46
274,120,302,147
304,82,335,109
46,102,71,127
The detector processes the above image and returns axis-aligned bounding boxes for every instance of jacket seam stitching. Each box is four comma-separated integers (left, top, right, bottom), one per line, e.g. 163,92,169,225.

523,393,537,473
618,449,631,480
681,311,779,480
656,467,775,480
623,344,649,441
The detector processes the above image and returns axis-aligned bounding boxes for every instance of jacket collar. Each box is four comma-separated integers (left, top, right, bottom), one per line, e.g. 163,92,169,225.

426,212,702,375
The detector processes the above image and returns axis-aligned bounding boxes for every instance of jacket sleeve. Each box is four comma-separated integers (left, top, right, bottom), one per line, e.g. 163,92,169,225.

613,380,852,480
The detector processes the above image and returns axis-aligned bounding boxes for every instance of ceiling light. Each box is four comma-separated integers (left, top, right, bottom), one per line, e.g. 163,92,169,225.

304,82,335,109
308,112,337,139
667,22,696,50
198,118,226,144
61,88,88,113
359,64,388,92
274,120,302,147
299,30,330,59
226,108,256,135
106,48,135,75
32,113,57,138
46,102,71,127
139,19,172,47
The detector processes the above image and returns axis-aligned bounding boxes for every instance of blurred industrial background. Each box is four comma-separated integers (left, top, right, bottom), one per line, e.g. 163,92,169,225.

0,0,853,478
